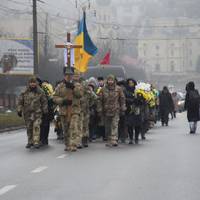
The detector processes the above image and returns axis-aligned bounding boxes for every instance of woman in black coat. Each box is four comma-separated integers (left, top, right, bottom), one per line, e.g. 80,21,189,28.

125,79,136,144
159,86,174,126
125,79,144,144
184,81,200,134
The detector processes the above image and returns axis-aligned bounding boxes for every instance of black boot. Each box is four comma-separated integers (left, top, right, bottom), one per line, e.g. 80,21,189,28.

33,144,40,149
26,143,33,148
142,136,146,140
77,144,83,149
129,140,133,144
82,137,89,148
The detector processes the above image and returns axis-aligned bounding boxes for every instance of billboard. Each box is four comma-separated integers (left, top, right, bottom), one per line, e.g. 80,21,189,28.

0,38,33,75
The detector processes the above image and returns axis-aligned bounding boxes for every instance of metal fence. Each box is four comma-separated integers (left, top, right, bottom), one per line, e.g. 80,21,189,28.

0,94,17,110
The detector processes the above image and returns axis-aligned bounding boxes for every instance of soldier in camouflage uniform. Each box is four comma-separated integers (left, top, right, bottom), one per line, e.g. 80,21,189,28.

53,68,83,152
17,76,48,149
72,73,84,149
98,74,126,147
80,81,98,147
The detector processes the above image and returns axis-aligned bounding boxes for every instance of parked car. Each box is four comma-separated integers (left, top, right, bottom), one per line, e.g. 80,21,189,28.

177,92,185,112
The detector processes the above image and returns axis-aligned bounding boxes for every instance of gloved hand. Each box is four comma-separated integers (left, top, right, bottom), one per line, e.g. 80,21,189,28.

17,111,22,117
62,99,72,106
65,82,75,90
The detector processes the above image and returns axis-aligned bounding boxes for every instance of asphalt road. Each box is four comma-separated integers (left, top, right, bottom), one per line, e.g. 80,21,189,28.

1,112,200,200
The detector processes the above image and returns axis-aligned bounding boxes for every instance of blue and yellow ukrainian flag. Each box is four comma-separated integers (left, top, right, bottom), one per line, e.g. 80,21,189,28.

74,11,98,73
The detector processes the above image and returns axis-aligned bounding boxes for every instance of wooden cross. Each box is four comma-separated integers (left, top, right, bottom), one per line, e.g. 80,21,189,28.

55,32,82,69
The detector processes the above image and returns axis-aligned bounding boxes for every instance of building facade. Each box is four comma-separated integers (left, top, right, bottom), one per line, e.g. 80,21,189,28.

138,17,200,86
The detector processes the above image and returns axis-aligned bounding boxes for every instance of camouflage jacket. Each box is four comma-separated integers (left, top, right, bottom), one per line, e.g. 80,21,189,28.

53,81,83,120
81,83,98,114
17,86,48,120
98,84,126,117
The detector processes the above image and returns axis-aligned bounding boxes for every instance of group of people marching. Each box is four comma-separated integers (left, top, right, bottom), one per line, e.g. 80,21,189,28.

17,68,181,152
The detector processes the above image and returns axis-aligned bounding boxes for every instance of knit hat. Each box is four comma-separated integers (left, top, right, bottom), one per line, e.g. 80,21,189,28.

28,76,37,83
107,74,115,81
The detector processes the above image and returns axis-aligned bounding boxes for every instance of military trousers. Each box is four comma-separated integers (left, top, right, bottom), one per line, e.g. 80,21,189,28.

60,116,70,147
82,113,89,137
61,114,79,148
104,115,119,144
25,118,41,145
76,112,83,145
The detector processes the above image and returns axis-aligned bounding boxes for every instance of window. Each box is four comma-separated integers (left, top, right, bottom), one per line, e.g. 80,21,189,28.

171,65,175,72
124,6,132,12
190,60,193,67
156,45,160,50
171,43,175,48
104,14,107,21
171,50,174,57
170,61,175,72
155,63,160,72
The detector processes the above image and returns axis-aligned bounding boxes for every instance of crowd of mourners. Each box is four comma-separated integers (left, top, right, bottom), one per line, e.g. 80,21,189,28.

17,69,181,152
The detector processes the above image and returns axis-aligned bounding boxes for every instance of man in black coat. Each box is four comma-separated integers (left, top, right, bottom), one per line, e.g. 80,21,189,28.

184,81,200,134
159,86,174,126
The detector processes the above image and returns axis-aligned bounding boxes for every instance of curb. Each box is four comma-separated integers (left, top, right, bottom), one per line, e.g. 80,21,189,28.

0,126,25,133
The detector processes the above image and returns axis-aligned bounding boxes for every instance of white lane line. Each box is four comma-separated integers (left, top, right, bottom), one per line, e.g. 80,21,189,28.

31,166,48,173
57,154,66,159
0,185,17,196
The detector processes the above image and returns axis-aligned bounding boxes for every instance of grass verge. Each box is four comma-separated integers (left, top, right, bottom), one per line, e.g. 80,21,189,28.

0,112,24,129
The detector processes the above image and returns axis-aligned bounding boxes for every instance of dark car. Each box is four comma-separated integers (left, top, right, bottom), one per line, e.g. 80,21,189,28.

83,65,127,81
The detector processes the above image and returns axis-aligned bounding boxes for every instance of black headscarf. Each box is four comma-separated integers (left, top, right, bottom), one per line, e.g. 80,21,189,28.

186,81,195,91
126,78,137,93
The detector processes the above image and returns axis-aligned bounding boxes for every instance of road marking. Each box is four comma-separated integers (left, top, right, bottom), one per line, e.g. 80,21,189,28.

31,166,48,173
57,154,66,159
0,185,17,196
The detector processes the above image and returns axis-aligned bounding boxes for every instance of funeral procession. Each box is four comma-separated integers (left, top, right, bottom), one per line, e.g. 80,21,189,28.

1,0,200,200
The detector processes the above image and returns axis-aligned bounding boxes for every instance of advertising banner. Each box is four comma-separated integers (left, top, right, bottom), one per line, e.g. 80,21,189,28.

0,39,33,75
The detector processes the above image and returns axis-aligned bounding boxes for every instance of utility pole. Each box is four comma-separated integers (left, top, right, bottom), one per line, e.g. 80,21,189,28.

33,0,39,75
32,0,44,75
44,13,49,58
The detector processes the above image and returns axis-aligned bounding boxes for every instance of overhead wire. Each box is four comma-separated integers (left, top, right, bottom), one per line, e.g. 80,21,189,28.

0,4,31,15
6,0,31,6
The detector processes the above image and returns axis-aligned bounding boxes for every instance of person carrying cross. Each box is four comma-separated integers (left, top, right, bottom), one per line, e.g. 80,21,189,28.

53,67,83,152
53,32,83,151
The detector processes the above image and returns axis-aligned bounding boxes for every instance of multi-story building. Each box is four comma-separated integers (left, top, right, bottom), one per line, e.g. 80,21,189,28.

138,17,200,86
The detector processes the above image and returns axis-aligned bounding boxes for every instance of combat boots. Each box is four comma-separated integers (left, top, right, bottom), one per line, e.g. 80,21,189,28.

65,145,77,152
70,145,77,152
106,140,118,147
26,143,33,148
112,141,118,147
33,144,40,149
82,137,89,148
